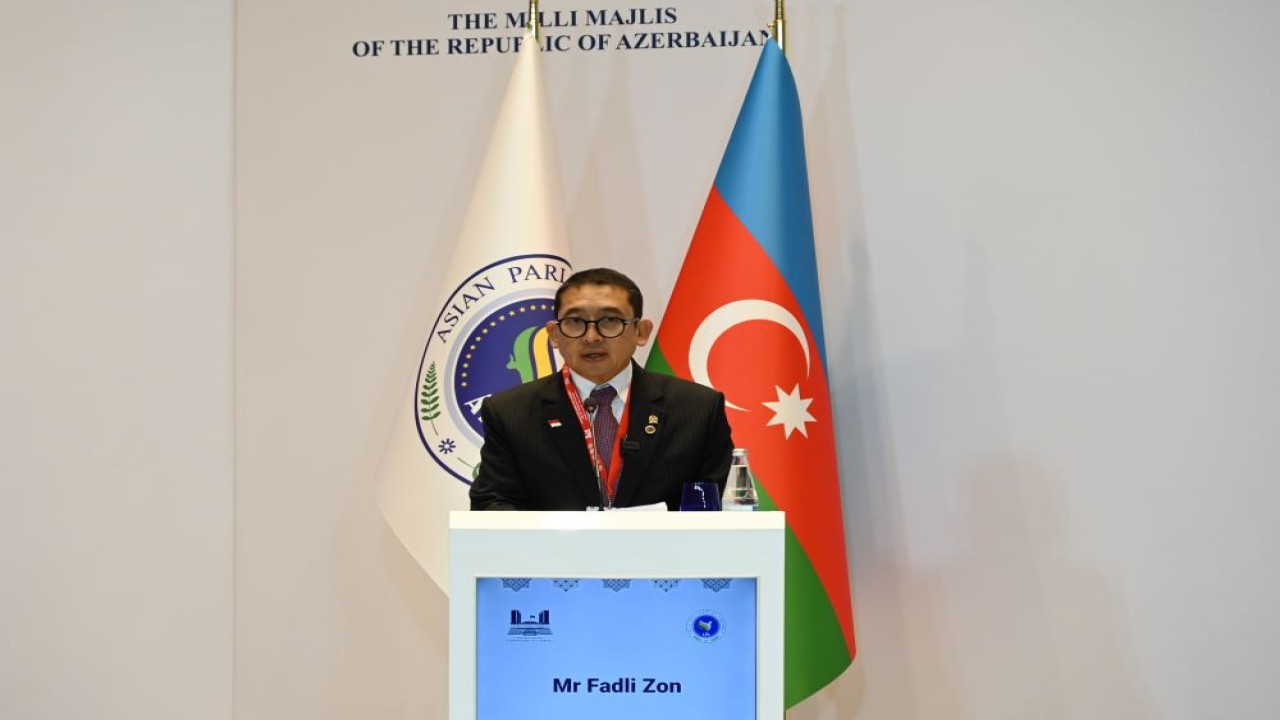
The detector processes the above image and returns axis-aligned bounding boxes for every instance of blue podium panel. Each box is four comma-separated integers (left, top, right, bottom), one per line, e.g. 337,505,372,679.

449,512,785,719
476,577,757,720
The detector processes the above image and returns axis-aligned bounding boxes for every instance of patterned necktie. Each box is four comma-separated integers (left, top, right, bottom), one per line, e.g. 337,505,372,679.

590,385,619,482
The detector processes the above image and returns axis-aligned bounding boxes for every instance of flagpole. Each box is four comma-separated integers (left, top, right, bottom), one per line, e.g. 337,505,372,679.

768,0,787,54
527,0,541,43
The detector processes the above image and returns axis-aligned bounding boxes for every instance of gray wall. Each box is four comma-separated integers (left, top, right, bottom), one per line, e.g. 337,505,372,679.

1,1,234,719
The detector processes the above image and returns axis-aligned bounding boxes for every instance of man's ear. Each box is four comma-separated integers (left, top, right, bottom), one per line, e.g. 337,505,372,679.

635,319,655,346
545,319,561,349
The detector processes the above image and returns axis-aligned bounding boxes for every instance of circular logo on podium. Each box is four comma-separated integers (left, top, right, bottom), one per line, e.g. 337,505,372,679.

687,611,725,642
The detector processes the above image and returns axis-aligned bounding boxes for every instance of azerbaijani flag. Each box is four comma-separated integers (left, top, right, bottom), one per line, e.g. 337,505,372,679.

646,40,856,706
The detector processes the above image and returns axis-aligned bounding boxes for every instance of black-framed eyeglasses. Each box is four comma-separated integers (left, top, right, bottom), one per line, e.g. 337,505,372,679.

555,316,638,339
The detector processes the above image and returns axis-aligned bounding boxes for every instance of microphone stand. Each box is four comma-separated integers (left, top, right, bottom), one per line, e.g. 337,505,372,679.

581,396,610,510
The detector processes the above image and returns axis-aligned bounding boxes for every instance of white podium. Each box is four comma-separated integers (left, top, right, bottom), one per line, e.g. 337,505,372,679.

449,510,785,720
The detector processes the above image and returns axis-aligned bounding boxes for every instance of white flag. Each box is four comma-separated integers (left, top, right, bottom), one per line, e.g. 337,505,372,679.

377,32,571,592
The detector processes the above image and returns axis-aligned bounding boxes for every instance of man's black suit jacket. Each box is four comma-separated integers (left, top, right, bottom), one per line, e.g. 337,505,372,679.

469,362,734,510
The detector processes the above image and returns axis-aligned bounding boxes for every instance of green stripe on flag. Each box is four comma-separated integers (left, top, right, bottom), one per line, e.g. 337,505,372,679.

756,474,852,706
645,342,674,376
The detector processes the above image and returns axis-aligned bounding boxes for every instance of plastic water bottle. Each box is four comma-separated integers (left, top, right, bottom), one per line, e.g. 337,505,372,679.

721,448,759,511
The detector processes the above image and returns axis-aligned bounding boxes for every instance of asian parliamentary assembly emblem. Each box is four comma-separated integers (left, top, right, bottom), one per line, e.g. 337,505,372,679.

415,254,571,483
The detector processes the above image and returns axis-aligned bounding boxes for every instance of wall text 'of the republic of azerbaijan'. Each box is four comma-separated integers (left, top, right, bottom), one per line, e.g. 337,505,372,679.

351,6,771,58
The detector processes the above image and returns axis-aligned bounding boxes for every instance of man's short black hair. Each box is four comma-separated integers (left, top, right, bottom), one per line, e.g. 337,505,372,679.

553,267,644,318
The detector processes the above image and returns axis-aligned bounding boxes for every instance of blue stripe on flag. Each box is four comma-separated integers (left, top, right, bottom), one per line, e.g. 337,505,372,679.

713,40,827,364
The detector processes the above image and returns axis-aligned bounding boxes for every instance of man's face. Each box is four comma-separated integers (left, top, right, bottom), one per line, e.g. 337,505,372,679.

548,283,654,385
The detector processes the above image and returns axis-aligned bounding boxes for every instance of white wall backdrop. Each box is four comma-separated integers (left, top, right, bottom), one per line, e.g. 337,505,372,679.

237,0,1280,718
237,1,1280,718
8,0,1278,718
0,1,234,719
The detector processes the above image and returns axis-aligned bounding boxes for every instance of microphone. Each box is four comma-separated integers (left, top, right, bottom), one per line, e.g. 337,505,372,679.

581,396,599,414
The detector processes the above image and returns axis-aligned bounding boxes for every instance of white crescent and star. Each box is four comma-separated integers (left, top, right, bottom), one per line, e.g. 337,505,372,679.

687,299,818,438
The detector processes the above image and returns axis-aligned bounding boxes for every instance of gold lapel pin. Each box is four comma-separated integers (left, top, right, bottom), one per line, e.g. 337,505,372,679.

644,424,657,435
648,414,659,425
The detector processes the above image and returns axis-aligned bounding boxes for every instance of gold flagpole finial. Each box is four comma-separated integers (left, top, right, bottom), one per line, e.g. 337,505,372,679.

767,0,787,55
528,0,541,43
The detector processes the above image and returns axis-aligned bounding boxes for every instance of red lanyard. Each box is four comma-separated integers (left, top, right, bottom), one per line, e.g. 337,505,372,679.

561,367,631,507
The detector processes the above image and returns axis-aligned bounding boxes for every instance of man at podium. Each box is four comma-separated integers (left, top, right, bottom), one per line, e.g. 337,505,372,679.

469,268,734,511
